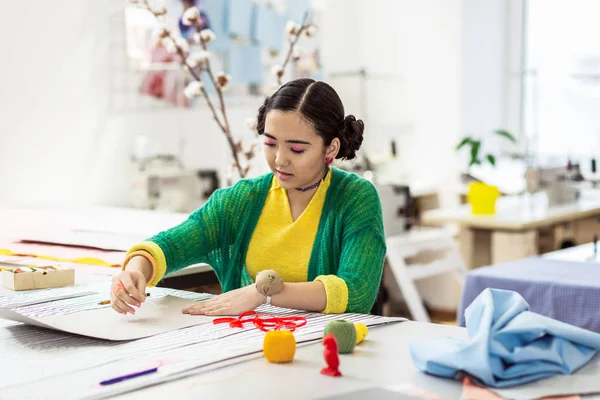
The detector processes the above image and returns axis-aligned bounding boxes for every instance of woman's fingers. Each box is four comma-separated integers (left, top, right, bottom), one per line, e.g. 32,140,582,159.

112,297,134,315
184,299,222,315
119,274,145,303
189,301,229,315
182,298,217,314
204,306,229,316
116,289,140,309
185,302,209,315
135,277,147,303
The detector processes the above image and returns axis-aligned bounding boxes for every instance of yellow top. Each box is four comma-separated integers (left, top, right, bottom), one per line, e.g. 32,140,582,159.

245,170,348,314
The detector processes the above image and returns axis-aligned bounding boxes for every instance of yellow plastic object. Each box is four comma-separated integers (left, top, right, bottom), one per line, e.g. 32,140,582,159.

467,182,500,215
355,323,368,344
0,248,118,267
263,330,296,363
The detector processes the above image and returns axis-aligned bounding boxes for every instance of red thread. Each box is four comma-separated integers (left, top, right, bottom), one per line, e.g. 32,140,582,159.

213,311,307,332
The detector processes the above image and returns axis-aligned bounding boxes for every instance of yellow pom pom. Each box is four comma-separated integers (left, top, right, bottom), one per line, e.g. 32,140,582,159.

263,330,296,363
355,323,368,344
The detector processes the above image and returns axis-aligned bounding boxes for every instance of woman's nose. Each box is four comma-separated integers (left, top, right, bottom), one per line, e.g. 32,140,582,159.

275,150,288,166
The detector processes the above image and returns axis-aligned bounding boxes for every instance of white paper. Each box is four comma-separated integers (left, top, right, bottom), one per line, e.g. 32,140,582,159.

0,281,106,308
18,230,148,252
0,308,403,400
0,285,405,399
0,289,404,400
0,295,216,341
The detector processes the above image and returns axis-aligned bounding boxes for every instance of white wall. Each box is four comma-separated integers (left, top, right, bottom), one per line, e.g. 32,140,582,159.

0,1,113,207
0,0,262,208
322,0,465,311
323,0,464,208
461,0,508,144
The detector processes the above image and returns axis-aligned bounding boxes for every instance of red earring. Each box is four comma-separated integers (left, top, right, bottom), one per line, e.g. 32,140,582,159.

325,157,333,164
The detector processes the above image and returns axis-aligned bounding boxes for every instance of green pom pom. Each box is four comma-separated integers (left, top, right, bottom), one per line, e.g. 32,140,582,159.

323,320,357,354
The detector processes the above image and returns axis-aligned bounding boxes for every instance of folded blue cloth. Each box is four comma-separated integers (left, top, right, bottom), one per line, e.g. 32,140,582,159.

410,288,600,388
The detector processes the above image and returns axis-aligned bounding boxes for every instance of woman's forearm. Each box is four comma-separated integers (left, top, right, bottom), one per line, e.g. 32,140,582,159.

269,281,327,312
125,256,154,283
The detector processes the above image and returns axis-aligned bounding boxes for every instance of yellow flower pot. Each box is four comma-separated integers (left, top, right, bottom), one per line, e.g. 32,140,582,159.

263,330,296,363
467,182,499,215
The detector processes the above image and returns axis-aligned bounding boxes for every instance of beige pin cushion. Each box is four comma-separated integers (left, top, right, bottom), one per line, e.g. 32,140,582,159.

255,269,284,296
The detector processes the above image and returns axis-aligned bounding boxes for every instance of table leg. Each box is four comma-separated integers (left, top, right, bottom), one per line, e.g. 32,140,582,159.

459,227,491,269
491,230,538,264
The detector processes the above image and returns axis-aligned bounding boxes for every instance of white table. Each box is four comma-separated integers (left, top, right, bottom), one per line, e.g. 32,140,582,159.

0,205,213,281
423,192,600,268
112,321,467,400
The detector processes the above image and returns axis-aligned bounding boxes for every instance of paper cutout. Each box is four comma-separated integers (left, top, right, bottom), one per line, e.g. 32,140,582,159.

2,241,125,266
0,295,215,341
462,377,581,400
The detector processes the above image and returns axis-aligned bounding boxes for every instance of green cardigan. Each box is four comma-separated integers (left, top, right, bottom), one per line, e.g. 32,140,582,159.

146,167,386,314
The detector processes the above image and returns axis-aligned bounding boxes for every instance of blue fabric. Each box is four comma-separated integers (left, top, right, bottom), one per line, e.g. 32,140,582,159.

410,288,600,388
458,257,600,333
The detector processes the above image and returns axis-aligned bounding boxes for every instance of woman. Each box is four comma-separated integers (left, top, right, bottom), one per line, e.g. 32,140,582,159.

111,78,386,316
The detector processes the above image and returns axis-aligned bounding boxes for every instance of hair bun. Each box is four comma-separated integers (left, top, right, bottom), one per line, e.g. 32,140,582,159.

337,115,364,160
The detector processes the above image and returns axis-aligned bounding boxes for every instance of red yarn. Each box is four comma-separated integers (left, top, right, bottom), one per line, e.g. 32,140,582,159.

213,310,307,332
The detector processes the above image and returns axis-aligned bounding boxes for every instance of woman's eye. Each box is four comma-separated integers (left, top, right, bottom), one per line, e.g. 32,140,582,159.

291,148,305,154
264,141,275,147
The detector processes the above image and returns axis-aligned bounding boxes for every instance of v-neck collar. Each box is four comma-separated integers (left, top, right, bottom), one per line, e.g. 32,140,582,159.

271,169,332,223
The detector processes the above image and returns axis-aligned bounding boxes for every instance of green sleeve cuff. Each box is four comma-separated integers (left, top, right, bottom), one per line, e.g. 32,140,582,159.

314,275,349,314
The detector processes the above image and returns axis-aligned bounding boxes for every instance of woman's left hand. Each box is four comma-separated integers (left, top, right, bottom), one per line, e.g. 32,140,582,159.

182,284,265,316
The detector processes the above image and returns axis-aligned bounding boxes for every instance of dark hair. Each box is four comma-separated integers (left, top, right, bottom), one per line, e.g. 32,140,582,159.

256,78,364,160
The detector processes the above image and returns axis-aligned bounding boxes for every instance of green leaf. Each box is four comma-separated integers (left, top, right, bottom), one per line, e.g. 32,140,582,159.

470,140,481,165
487,154,496,166
455,136,473,151
494,129,516,143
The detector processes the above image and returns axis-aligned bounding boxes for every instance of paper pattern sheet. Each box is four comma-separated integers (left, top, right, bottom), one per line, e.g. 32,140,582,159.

0,287,404,400
0,281,106,308
0,295,217,341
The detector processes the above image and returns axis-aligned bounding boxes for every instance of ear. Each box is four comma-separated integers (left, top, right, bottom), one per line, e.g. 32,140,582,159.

325,138,340,159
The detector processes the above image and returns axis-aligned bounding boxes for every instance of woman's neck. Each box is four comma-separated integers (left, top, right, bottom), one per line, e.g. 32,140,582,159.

286,167,329,215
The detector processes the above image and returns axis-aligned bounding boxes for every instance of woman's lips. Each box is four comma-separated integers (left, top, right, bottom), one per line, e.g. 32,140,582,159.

276,170,293,180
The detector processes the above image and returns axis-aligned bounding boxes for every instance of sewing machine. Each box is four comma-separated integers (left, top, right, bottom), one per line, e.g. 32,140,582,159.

524,163,580,206
130,154,218,213
580,157,600,188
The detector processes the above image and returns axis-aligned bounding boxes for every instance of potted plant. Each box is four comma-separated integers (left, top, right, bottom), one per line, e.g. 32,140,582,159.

456,129,517,215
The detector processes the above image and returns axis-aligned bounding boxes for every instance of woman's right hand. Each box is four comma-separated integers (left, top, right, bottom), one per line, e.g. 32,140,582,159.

110,269,147,315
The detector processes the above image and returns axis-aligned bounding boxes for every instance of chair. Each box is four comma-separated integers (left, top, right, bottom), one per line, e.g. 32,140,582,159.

370,281,388,316
385,227,467,322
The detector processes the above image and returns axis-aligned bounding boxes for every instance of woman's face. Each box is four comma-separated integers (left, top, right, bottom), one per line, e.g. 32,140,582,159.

263,110,335,191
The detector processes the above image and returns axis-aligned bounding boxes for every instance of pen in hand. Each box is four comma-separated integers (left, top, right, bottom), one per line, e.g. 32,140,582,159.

98,293,151,306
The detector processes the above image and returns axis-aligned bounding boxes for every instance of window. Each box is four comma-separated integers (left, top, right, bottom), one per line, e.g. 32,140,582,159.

522,0,600,161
